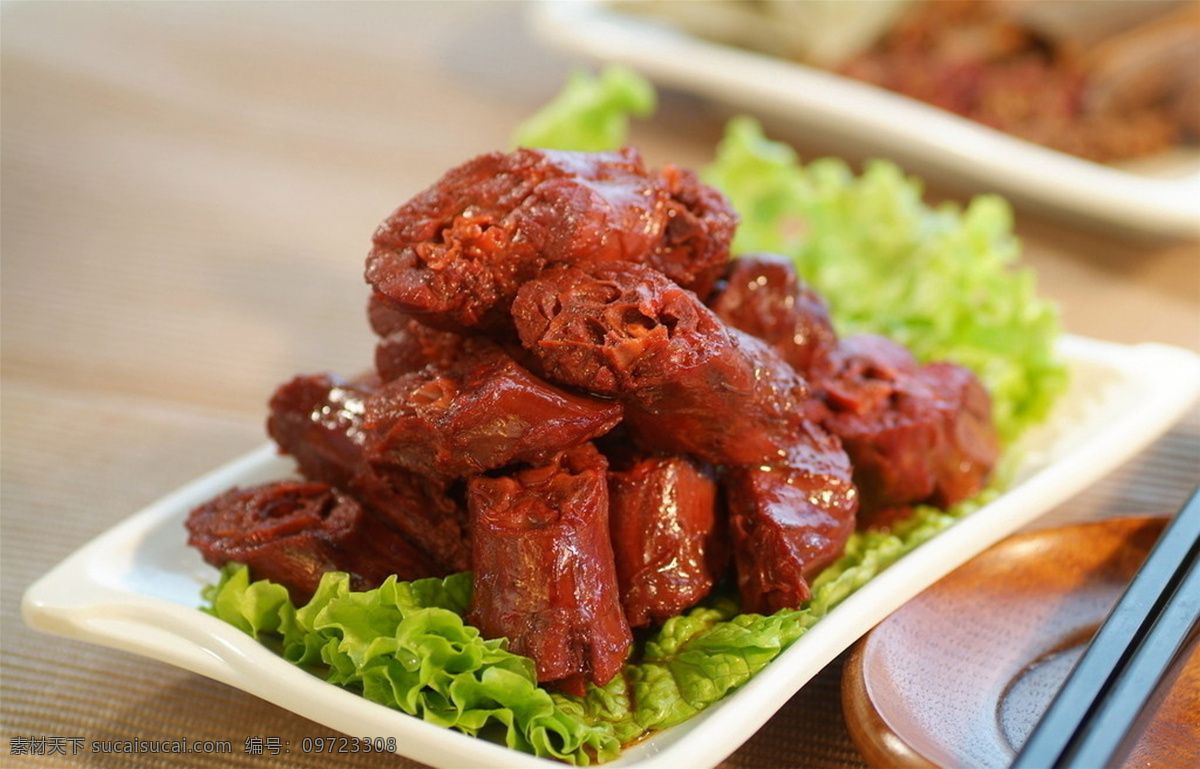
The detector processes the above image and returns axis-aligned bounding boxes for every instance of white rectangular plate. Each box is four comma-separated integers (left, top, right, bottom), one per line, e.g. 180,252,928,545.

531,1,1200,239
22,336,1200,768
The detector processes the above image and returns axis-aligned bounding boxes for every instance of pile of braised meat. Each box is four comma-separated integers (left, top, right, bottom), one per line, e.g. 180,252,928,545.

186,147,999,695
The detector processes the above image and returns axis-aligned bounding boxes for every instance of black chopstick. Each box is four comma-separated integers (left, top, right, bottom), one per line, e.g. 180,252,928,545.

1010,487,1200,769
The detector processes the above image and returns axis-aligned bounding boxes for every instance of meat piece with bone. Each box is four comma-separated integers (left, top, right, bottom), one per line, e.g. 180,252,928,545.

818,334,999,527
363,340,623,482
267,373,470,573
724,432,859,614
467,443,631,692
708,252,838,378
512,261,815,466
365,147,736,331
185,480,443,604
374,318,470,382
368,292,470,382
607,454,726,627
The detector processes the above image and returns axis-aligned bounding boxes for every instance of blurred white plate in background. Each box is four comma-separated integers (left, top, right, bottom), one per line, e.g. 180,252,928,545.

533,0,1200,239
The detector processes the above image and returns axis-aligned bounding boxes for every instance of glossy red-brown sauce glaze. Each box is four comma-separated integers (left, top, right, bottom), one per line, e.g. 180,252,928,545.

467,444,631,690
607,454,726,627
187,148,1001,693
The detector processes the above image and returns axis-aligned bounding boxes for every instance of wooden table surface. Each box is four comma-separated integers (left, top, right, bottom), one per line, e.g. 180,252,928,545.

3,3,1197,768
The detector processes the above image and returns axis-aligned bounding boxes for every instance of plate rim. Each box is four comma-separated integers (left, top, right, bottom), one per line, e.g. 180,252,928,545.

21,335,1200,769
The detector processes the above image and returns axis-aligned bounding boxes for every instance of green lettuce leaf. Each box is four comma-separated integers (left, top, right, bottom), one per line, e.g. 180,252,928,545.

512,66,656,152
201,561,294,638
205,565,619,765
199,490,998,759
703,116,1068,442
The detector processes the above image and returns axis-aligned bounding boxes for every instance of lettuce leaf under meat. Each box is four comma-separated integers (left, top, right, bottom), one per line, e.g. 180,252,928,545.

204,566,621,765
202,491,997,759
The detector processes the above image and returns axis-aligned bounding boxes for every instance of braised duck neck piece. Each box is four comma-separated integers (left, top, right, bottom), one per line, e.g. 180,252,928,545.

724,434,859,614
467,443,631,692
708,251,838,378
607,454,726,627
365,147,736,331
363,340,623,482
818,334,999,526
185,480,442,604
512,260,815,467
267,373,470,573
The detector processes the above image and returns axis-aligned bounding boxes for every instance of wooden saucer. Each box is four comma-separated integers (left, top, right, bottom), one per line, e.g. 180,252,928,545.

842,516,1199,769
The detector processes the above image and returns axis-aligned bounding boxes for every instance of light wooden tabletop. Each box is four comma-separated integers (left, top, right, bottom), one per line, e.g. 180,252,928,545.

3,3,1197,769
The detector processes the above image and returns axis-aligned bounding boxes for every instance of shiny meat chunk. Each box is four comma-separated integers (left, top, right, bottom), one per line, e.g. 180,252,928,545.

819,334,1000,526
363,341,622,482
513,262,726,396
708,252,838,377
367,291,413,337
650,164,739,301
512,261,813,466
914,362,998,505
364,147,735,330
608,455,726,626
267,374,372,492
185,481,443,604
374,319,470,382
267,374,470,573
724,433,859,614
621,328,816,465
467,444,631,691
368,292,473,381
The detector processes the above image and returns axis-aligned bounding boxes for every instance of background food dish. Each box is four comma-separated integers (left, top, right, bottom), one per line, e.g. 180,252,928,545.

533,0,1200,238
